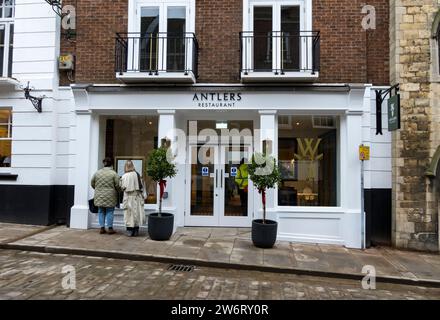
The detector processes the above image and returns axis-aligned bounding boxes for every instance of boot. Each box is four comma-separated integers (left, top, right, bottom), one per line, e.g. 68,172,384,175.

107,227,116,235
126,227,133,237
133,227,139,237
100,227,106,234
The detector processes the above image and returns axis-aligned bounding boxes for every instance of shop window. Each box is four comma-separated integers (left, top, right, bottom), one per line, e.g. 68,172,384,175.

0,0,14,77
104,116,159,205
278,115,338,207
0,107,12,167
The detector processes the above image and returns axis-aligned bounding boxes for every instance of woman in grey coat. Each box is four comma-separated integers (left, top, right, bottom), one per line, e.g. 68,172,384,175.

91,157,121,234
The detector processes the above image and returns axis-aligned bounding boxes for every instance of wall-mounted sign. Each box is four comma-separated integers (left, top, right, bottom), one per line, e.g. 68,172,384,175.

388,94,401,131
193,92,242,108
230,167,237,177
359,145,370,161
202,167,209,177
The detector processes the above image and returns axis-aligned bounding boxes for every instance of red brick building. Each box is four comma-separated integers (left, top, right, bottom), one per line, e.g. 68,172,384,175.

58,0,392,249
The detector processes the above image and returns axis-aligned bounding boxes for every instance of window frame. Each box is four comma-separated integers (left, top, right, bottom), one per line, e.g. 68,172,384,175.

242,0,313,73
0,107,12,169
0,0,14,78
127,0,195,72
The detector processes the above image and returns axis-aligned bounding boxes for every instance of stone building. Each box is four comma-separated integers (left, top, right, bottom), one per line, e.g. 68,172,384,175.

390,0,440,252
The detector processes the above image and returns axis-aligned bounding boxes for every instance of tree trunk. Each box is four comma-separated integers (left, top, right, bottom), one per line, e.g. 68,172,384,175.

262,189,266,224
159,197,162,217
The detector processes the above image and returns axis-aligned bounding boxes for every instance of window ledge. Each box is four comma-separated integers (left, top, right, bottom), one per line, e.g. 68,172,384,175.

0,173,18,181
241,71,319,83
116,72,196,84
0,77,19,90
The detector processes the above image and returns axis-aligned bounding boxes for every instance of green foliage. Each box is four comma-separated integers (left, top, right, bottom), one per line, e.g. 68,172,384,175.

247,152,282,193
146,147,177,183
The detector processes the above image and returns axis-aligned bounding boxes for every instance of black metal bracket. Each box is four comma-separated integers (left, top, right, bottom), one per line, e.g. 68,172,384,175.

44,0,64,18
22,82,45,113
44,1,76,40
374,84,399,135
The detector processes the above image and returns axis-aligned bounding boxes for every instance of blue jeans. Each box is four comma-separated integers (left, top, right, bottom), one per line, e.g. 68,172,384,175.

98,207,115,228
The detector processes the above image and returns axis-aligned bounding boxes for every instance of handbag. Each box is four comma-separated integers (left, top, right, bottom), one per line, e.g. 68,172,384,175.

88,198,99,214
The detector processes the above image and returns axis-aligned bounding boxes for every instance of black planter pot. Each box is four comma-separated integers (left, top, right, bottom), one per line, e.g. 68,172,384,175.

148,213,174,241
251,219,278,248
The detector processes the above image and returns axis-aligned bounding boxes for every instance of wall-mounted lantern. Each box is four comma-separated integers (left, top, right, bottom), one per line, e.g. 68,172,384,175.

21,82,45,113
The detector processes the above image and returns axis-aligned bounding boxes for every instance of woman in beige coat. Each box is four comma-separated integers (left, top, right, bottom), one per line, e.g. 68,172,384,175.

120,160,146,237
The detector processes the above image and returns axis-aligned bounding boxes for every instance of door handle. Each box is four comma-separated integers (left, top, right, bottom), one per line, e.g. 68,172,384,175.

216,169,218,188
221,170,223,188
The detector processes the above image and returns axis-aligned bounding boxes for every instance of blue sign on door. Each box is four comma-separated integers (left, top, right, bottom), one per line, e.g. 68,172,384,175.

202,167,209,177
230,167,237,177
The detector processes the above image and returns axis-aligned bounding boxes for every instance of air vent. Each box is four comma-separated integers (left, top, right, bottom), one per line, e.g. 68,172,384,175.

167,264,195,272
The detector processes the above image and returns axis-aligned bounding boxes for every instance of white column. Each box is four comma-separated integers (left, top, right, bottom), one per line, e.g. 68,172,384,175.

342,110,363,248
70,111,94,229
157,110,177,220
258,110,277,220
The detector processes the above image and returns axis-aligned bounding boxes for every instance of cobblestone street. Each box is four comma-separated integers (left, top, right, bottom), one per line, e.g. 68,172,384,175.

1,250,440,300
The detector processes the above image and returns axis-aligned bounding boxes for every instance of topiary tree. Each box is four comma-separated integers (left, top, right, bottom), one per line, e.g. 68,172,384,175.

146,146,177,216
248,152,282,224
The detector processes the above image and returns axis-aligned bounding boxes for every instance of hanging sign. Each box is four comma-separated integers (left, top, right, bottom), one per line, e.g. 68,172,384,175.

359,145,370,161
388,94,401,131
202,167,209,177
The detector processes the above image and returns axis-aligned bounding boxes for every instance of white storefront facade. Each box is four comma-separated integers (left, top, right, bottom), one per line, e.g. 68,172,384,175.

68,84,389,249
0,0,392,250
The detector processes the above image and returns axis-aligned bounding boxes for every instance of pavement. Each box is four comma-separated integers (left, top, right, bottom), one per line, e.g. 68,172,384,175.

1,223,440,287
2,249,440,300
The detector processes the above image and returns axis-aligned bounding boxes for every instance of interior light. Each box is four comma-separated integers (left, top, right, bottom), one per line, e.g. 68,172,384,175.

216,121,228,129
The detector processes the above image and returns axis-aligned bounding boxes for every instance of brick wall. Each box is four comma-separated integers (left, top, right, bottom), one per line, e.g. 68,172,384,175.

60,0,128,85
60,0,389,85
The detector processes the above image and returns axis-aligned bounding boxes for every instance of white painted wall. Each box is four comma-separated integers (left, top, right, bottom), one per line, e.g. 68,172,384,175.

362,86,392,190
0,1,75,188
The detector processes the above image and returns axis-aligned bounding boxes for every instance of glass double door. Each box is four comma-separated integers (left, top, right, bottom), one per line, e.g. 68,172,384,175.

185,143,253,227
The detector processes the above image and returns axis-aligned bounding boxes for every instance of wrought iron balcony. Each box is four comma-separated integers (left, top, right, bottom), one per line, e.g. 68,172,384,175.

115,32,199,83
240,31,320,82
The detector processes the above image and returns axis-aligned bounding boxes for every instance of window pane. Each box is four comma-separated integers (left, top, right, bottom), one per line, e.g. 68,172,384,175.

0,140,11,167
8,23,13,77
0,108,10,124
253,6,273,71
167,7,186,71
281,6,300,71
0,125,8,138
278,116,338,207
105,116,159,205
0,26,4,75
140,7,160,72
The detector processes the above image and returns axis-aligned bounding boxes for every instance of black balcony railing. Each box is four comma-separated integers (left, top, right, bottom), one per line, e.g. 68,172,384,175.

115,32,199,77
240,31,320,75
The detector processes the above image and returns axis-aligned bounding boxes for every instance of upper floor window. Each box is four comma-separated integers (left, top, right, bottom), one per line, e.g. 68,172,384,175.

121,0,196,74
0,0,14,19
0,0,14,78
0,108,12,168
241,0,319,80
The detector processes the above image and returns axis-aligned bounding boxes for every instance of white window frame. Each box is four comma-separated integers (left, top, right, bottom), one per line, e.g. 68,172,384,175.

127,0,195,73
242,0,312,72
0,107,12,170
0,0,14,78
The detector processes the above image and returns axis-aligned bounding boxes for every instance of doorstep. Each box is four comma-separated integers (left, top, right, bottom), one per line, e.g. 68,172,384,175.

1,225,440,287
